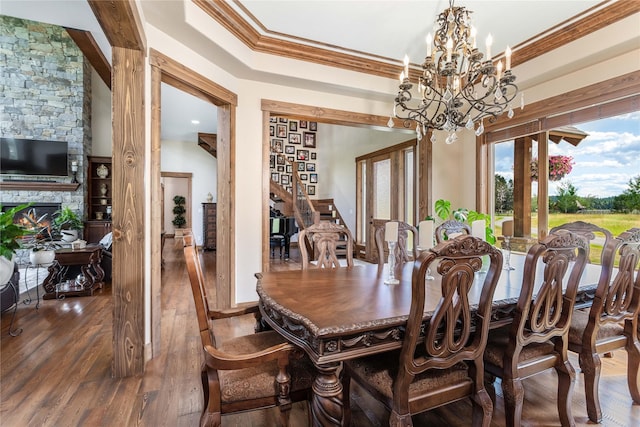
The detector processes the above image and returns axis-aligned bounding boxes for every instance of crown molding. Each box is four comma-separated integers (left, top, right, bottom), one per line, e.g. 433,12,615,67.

194,0,639,80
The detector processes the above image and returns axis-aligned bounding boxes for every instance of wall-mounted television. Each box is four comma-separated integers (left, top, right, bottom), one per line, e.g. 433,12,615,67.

1,138,69,177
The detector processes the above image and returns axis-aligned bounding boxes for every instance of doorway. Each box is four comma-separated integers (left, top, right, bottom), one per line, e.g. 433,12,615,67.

161,173,192,237
355,140,417,261
150,50,237,357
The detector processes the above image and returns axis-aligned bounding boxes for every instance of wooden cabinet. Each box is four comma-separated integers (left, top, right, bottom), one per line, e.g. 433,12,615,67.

202,203,216,250
85,221,112,244
85,156,112,242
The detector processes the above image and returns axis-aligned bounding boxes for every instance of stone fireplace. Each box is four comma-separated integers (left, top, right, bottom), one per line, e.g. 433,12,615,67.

2,203,61,232
0,15,90,221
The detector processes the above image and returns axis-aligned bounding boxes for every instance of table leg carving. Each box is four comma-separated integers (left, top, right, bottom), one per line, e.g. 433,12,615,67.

42,261,61,294
311,363,345,427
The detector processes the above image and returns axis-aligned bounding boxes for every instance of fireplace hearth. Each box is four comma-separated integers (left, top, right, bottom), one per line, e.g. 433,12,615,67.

2,203,61,234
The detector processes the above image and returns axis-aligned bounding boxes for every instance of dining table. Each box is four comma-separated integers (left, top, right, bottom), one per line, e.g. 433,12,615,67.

255,251,603,426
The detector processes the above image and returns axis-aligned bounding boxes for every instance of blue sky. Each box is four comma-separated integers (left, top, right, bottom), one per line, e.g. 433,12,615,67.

494,112,640,198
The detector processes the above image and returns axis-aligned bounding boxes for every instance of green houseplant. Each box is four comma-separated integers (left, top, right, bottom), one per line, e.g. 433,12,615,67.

0,203,33,285
52,206,84,241
431,198,496,244
172,195,187,230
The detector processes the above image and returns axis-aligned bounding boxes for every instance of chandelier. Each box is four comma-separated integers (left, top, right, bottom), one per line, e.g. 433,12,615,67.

389,0,520,144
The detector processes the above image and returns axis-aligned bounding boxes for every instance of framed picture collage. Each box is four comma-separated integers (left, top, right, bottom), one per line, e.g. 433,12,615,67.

269,116,318,196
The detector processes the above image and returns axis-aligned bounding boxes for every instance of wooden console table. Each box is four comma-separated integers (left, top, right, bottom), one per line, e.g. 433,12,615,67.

42,246,104,299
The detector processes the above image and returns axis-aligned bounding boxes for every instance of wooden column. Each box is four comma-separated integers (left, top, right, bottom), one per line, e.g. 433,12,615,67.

537,132,549,239
216,105,234,309
150,64,162,358
513,136,532,237
418,132,432,220
111,46,146,376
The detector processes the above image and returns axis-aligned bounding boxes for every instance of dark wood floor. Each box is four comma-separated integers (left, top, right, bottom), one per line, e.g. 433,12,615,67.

1,239,638,426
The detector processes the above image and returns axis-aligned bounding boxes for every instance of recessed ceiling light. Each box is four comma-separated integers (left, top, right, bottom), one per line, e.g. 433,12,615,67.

191,120,200,125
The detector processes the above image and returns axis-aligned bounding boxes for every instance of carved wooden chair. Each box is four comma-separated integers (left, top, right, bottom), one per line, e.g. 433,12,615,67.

435,219,471,243
182,235,313,427
343,235,504,427
550,220,613,264
373,220,418,268
298,220,354,269
483,230,589,427
567,227,640,423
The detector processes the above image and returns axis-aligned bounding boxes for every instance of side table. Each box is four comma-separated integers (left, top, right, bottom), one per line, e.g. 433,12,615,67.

42,246,104,300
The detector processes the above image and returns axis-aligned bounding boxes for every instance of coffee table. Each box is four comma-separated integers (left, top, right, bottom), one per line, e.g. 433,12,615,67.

42,245,104,299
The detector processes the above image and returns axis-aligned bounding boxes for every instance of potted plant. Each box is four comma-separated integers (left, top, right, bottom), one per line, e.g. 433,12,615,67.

52,206,84,242
172,195,187,237
23,223,61,266
431,199,496,244
0,203,33,285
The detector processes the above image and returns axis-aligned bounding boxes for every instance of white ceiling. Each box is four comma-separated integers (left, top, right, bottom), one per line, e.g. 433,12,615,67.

1,0,609,142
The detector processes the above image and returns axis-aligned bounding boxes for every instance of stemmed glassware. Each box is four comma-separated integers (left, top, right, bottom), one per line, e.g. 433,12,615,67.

503,234,515,270
384,241,400,285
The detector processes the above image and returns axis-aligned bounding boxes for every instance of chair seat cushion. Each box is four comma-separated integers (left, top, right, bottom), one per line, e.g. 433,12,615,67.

568,309,625,346
345,350,470,402
217,330,314,403
484,328,555,369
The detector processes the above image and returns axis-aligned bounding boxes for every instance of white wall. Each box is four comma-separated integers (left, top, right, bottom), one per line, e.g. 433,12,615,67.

161,139,217,247
318,123,411,234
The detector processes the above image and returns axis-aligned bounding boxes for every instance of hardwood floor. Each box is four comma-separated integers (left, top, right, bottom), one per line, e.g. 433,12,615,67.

1,239,638,426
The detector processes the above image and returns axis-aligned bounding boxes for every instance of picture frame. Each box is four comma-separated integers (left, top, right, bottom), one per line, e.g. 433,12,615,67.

289,121,298,131
285,145,295,154
303,132,316,148
269,125,274,137
277,165,284,172
276,124,287,138
286,164,292,173
287,156,295,163
299,120,308,129
281,175,290,185
288,133,301,144
297,162,306,171
309,121,317,131
311,152,317,160
297,149,309,161
279,117,288,123
270,155,275,169
277,155,285,165
272,139,283,153
271,172,279,182
306,163,315,172
310,173,318,183
300,173,308,181
307,185,316,195
269,117,277,123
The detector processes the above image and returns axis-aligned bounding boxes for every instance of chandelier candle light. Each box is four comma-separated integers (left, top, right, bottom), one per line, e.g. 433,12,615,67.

389,0,520,144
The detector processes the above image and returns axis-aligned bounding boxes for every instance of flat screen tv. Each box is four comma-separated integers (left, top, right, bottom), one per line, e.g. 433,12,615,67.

1,138,69,177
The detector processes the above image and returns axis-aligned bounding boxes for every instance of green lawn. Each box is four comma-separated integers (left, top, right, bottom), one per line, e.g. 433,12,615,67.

494,212,639,265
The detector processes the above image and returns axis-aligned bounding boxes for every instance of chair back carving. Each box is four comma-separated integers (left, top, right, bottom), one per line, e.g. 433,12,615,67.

550,221,613,264
397,235,503,392
299,221,354,269
435,219,471,244
590,227,640,333
512,230,589,350
373,220,417,267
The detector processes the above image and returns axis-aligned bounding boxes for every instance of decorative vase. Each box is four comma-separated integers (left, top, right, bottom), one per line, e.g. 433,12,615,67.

206,192,213,203
61,229,78,242
0,255,15,286
100,183,108,196
30,249,55,266
97,164,109,179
